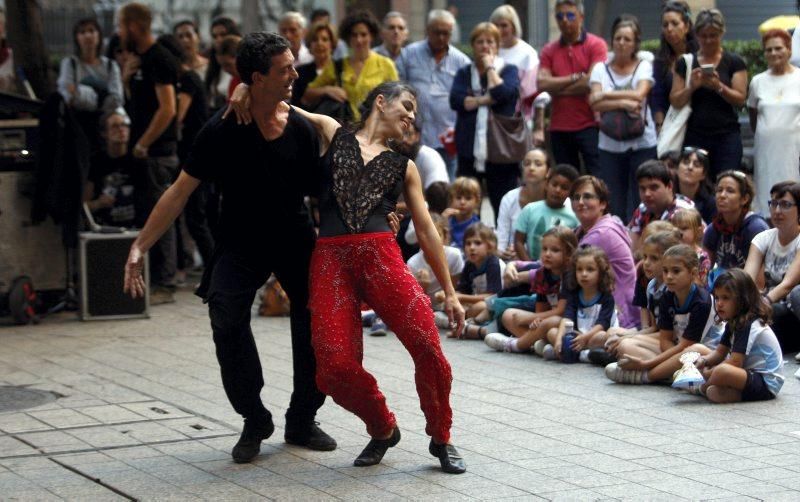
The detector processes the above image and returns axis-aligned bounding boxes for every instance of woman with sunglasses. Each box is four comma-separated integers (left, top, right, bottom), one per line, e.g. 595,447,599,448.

651,1,697,133
569,175,638,328
670,9,747,178
703,171,768,285
744,181,800,353
747,29,800,217
676,146,716,222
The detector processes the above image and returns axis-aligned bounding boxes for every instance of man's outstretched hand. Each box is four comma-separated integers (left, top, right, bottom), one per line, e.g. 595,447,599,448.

123,245,147,299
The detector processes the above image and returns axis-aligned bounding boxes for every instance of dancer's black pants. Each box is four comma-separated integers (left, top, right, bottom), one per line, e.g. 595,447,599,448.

197,224,325,427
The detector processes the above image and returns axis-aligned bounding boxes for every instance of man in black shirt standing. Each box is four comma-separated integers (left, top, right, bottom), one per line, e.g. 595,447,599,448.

118,3,180,304
123,32,334,464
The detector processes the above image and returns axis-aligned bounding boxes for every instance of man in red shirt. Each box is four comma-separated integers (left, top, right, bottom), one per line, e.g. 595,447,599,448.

537,0,606,173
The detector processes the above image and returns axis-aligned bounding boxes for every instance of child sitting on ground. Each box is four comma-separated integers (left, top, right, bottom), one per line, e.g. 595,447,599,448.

513,164,580,261
693,269,784,402
672,207,711,287
536,245,619,362
600,230,682,364
606,244,722,384
407,213,464,329
444,177,481,250
437,222,504,329
483,226,577,350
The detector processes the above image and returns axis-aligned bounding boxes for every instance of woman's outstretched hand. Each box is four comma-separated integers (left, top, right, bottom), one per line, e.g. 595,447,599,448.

223,83,252,124
445,294,466,338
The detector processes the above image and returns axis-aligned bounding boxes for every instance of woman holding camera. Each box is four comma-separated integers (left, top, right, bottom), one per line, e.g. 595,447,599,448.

670,8,747,178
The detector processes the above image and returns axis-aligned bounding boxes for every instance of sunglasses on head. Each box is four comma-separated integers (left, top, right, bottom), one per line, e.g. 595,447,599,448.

682,146,708,159
555,11,578,22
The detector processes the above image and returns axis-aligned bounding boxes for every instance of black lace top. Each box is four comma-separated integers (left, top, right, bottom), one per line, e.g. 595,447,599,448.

318,127,408,237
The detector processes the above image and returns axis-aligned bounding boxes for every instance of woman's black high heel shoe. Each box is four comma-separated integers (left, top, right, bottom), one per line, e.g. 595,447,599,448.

429,439,467,474
353,427,401,466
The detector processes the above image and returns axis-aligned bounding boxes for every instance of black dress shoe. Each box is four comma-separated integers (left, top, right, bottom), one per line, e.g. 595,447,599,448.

429,439,466,474
232,418,274,463
353,427,401,466
284,422,337,451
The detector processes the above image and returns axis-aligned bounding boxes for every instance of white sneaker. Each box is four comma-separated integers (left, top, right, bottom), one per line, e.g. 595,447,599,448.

604,362,644,384
433,311,451,329
541,344,556,360
484,333,511,352
794,352,800,362
532,339,547,356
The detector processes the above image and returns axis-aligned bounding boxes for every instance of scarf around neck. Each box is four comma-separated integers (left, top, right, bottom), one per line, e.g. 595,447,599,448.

471,56,505,174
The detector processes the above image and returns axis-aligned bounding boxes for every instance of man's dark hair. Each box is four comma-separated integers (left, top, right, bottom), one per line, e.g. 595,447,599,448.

549,163,580,183
636,159,672,186
236,32,291,85
339,10,380,44
310,8,330,23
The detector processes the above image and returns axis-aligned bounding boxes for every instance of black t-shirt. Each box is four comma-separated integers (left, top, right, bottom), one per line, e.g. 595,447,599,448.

88,151,146,227
183,108,320,255
129,42,180,153
675,52,746,136
657,284,713,343
177,70,209,162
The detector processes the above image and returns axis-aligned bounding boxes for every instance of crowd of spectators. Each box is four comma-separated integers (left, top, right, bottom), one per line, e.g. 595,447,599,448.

48,0,800,392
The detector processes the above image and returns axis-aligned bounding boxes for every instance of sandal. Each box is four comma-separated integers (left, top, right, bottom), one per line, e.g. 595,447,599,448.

461,321,487,340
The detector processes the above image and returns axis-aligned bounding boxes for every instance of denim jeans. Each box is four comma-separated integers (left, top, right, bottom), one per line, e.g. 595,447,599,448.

595,146,657,219
549,127,600,173
200,226,326,427
142,154,179,287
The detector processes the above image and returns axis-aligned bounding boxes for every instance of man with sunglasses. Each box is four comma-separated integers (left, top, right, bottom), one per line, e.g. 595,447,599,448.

537,0,606,174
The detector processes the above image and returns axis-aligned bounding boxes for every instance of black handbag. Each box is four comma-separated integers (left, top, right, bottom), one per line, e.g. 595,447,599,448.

310,59,353,123
599,61,646,141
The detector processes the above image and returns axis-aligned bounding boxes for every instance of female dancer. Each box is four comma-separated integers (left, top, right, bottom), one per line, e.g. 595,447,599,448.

295,82,467,473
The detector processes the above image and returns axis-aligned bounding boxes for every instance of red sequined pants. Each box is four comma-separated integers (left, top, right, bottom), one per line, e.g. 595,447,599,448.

309,232,453,444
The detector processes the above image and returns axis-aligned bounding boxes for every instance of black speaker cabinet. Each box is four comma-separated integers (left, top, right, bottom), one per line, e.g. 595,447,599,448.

79,232,149,320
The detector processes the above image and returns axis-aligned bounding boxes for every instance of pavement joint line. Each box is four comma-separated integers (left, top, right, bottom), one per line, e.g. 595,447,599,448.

0,432,237,461
87,372,243,434
0,415,223,435
48,457,138,501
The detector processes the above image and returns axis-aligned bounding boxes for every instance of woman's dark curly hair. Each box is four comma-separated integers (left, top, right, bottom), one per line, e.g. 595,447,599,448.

339,10,380,46
564,245,616,294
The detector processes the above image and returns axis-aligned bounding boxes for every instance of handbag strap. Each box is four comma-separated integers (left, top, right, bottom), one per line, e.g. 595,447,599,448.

683,53,693,84
604,60,642,90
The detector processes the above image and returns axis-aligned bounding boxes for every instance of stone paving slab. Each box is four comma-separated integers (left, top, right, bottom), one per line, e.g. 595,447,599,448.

0,289,799,500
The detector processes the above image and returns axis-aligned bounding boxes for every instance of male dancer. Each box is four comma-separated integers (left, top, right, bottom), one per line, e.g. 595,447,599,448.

124,32,333,463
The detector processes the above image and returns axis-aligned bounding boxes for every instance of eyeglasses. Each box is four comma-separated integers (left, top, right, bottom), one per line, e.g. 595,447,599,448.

682,146,708,159
430,29,452,37
570,192,598,202
768,200,797,211
555,12,578,22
